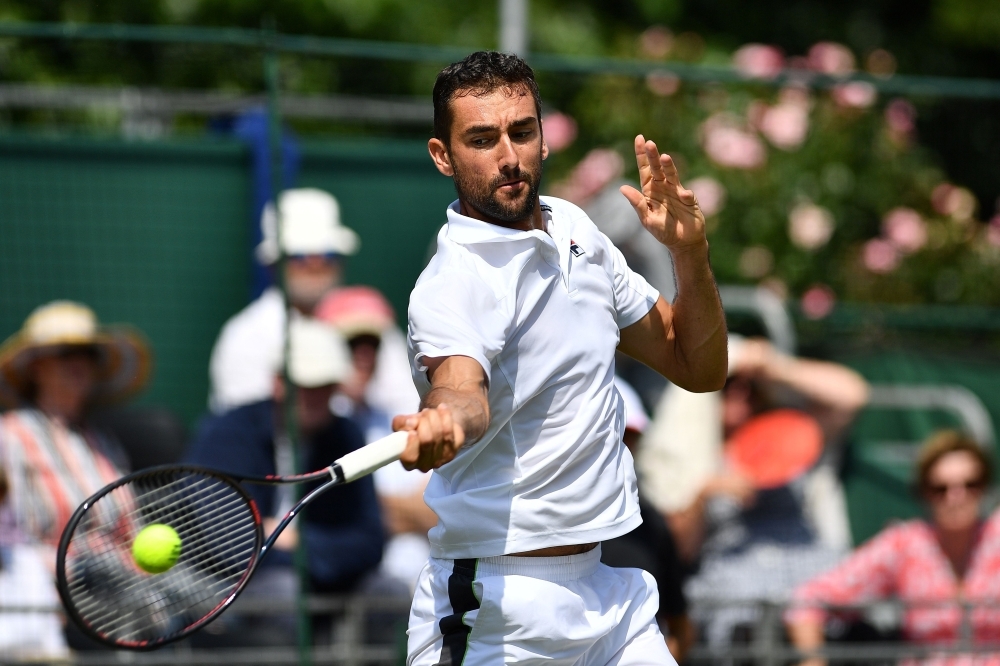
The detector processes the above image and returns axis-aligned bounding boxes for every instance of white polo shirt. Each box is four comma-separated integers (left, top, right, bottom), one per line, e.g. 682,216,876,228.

407,196,660,559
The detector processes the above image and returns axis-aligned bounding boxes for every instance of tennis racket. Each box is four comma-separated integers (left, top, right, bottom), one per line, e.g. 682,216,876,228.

55,430,410,650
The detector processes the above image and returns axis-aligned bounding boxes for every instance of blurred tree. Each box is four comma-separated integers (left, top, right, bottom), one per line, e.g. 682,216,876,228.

0,0,997,308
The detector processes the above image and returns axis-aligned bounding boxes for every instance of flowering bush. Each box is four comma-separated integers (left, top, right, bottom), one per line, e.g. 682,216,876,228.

545,32,1000,310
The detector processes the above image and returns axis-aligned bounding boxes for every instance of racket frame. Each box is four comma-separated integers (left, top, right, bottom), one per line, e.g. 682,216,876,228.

55,463,342,650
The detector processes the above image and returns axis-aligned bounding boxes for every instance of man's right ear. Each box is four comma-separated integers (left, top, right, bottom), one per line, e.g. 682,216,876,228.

428,138,455,177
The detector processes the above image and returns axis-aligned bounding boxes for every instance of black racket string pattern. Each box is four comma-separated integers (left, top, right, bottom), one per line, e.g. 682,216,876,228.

60,469,260,647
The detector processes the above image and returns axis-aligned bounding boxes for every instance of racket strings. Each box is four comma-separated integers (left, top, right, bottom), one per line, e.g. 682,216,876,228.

62,470,259,645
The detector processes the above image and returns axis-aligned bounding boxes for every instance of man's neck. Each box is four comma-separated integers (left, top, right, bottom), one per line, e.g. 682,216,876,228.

458,198,546,233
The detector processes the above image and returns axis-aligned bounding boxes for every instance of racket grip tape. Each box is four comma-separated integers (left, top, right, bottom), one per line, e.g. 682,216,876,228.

334,431,410,483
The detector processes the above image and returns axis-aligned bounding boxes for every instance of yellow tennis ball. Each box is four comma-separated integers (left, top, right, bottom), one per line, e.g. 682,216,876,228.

132,523,182,574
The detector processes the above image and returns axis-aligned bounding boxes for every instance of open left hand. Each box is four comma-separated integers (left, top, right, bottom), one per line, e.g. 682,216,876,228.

620,134,706,251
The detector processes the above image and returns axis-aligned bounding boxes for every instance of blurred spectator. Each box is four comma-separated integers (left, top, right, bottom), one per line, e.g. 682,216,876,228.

187,319,383,625
601,378,694,662
317,287,435,593
208,187,418,418
0,301,151,657
0,301,149,549
0,467,68,661
642,336,869,647
786,431,1000,666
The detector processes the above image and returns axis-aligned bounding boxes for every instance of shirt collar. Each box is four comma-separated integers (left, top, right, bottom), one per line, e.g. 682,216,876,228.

445,199,551,245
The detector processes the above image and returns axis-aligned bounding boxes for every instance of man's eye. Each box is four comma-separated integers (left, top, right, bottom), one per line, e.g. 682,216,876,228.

472,138,490,146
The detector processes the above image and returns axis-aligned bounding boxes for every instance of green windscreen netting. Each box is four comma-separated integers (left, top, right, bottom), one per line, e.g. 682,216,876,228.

0,134,454,425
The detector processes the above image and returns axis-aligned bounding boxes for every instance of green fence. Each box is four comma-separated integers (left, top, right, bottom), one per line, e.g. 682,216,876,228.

0,133,453,425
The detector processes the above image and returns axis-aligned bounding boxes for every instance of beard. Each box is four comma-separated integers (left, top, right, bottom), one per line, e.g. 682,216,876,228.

452,153,543,224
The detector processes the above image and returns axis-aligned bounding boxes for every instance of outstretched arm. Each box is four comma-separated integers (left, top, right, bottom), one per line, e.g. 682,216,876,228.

617,135,727,393
392,355,489,472
735,338,869,437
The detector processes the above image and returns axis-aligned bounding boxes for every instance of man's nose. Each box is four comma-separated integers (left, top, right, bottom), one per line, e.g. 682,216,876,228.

497,134,519,171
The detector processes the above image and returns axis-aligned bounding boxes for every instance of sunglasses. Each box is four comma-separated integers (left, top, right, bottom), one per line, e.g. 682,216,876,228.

926,479,985,498
287,253,340,263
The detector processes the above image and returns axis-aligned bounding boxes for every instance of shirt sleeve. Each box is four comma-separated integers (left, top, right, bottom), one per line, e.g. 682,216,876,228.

784,524,907,627
407,269,508,394
603,233,660,329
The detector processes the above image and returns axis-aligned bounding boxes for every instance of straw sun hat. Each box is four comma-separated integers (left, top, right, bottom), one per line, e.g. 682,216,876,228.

0,301,152,408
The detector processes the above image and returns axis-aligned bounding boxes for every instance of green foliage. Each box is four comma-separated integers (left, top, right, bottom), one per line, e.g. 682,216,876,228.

0,0,998,309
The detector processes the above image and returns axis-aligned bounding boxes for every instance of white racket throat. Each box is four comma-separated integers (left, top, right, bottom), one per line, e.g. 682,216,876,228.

333,431,409,483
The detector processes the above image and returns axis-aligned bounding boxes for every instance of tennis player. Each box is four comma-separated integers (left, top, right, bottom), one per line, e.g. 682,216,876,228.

394,51,728,666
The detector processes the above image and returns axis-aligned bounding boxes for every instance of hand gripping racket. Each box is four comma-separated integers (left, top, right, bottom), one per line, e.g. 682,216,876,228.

55,430,410,650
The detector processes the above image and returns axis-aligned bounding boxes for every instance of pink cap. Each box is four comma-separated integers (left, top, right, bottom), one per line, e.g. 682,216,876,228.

315,286,395,339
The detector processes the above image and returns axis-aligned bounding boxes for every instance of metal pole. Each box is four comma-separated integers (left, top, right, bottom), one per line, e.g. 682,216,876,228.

499,0,527,55
263,19,313,666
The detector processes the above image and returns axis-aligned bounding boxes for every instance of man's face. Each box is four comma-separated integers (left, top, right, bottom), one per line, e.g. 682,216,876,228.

295,384,336,433
284,254,342,313
430,87,548,226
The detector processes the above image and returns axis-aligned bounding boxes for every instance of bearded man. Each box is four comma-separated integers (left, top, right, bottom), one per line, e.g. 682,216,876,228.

394,51,728,666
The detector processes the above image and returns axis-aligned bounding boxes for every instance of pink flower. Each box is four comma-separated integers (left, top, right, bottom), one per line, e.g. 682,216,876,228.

801,284,836,320
931,184,977,221
551,148,624,204
733,44,784,79
646,71,680,96
701,114,767,169
832,81,877,108
987,216,1000,248
788,202,835,250
808,42,856,76
688,176,727,216
640,25,673,59
862,238,900,273
541,112,577,153
738,246,773,278
881,207,927,254
885,98,916,136
759,88,811,149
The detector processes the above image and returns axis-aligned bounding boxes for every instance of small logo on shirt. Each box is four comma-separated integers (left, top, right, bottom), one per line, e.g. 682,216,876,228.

569,239,585,257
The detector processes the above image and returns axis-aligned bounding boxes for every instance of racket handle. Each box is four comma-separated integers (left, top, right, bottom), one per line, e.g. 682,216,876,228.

334,431,410,482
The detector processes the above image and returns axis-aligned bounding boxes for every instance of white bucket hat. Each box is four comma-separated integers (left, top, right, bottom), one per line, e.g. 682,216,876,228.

0,301,151,408
255,188,361,265
286,318,351,388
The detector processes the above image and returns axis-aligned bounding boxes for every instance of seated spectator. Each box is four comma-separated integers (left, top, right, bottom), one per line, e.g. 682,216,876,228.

186,318,383,645
786,431,1000,666
0,468,68,660
209,188,418,418
660,337,869,647
601,378,694,662
0,301,151,654
0,300,150,552
317,287,434,594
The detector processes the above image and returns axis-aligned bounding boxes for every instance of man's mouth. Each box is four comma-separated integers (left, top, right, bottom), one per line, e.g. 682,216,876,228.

497,179,526,193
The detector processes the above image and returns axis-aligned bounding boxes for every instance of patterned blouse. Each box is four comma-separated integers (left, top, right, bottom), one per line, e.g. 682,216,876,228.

0,408,127,552
787,510,1000,658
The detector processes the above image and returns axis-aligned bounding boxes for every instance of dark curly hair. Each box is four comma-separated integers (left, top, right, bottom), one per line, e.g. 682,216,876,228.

432,51,542,145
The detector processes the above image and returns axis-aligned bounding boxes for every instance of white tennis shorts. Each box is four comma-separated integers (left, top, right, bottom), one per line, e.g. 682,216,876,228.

406,546,677,666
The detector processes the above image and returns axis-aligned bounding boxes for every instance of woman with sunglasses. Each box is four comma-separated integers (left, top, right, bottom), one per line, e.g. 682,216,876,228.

785,430,1000,665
